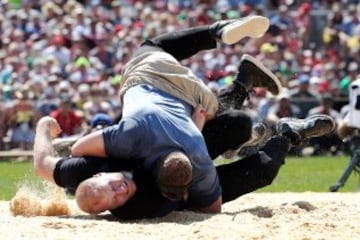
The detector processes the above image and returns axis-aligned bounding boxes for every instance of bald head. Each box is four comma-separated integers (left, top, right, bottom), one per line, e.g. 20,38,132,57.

76,178,105,214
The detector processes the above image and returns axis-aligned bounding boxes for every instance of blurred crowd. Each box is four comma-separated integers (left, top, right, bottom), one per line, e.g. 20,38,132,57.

0,0,359,154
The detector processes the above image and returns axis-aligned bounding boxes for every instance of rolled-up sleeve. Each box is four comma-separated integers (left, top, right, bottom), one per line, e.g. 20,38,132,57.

102,118,144,159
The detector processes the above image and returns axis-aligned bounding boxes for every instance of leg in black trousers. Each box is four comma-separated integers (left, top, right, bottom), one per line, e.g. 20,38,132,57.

202,109,252,159
132,25,217,61
217,136,290,203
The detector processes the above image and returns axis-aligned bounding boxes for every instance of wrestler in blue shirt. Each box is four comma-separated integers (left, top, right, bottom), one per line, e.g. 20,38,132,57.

102,84,221,209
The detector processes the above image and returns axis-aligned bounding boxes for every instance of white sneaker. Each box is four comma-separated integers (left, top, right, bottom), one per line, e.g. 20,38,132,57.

212,16,270,45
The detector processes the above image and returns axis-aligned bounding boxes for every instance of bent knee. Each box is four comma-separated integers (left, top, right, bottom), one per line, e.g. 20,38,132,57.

259,152,283,186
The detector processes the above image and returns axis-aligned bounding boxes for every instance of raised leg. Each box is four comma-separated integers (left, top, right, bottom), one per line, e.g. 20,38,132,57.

217,54,282,113
217,136,289,202
202,109,252,159
133,16,270,61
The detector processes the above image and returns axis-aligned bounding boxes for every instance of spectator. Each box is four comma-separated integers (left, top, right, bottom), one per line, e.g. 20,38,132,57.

307,94,342,155
89,35,114,71
257,91,276,123
90,112,113,130
36,87,58,117
266,88,301,127
294,3,312,48
307,94,341,121
49,93,83,137
71,7,91,42
43,35,71,72
291,74,318,118
339,61,358,97
270,5,292,30
291,74,315,99
68,56,99,84
28,59,47,82
7,86,39,150
82,84,114,125
73,83,91,111
341,4,360,37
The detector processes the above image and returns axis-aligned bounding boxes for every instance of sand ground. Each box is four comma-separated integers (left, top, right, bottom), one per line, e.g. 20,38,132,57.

1,192,360,240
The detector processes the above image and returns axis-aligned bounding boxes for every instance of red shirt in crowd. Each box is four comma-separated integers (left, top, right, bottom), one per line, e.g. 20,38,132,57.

50,110,82,137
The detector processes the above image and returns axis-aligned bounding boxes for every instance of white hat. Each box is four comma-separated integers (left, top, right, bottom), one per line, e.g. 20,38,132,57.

277,88,290,100
59,81,70,90
78,83,90,93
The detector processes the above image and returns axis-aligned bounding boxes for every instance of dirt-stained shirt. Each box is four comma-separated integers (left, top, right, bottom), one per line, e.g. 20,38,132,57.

120,51,218,116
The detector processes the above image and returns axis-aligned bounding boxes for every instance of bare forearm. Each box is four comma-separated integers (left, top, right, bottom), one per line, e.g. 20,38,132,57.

34,125,55,164
71,130,106,157
33,117,61,182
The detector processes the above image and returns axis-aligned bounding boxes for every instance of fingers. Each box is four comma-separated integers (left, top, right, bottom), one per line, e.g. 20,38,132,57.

49,121,62,138
37,116,62,138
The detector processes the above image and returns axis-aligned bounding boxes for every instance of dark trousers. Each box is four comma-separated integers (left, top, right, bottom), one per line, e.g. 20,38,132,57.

130,26,289,202
133,25,217,61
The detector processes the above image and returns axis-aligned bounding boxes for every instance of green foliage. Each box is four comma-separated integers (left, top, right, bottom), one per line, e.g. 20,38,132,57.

0,155,359,200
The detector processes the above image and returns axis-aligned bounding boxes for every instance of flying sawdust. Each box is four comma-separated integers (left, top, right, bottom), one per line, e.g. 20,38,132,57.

9,181,71,216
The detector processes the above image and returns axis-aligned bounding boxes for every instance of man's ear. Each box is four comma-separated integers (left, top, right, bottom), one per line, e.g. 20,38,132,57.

192,104,206,130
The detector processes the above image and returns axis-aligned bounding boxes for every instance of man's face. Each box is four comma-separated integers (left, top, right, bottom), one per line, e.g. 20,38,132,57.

60,101,71,111
87,172,137,212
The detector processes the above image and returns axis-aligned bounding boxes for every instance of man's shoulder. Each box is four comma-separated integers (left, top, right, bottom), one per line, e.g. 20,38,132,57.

291,91,317,98
49,110,61,117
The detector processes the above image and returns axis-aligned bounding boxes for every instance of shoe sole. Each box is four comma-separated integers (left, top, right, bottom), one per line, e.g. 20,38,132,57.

278,115,336,139
305,114,336,135
241,54,282,95
222,16,270,45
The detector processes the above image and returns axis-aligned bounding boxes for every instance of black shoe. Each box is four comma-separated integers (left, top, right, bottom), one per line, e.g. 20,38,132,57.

258,136,290,165
209,16,270,45
222,122,271,158
276,114,336,145
234,54,282,95
238,122,273,156
242,123,270,147
217,82,249,112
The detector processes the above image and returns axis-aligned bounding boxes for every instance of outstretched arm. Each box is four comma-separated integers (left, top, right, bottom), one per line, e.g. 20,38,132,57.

71,130,106,157
33,116,62,183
